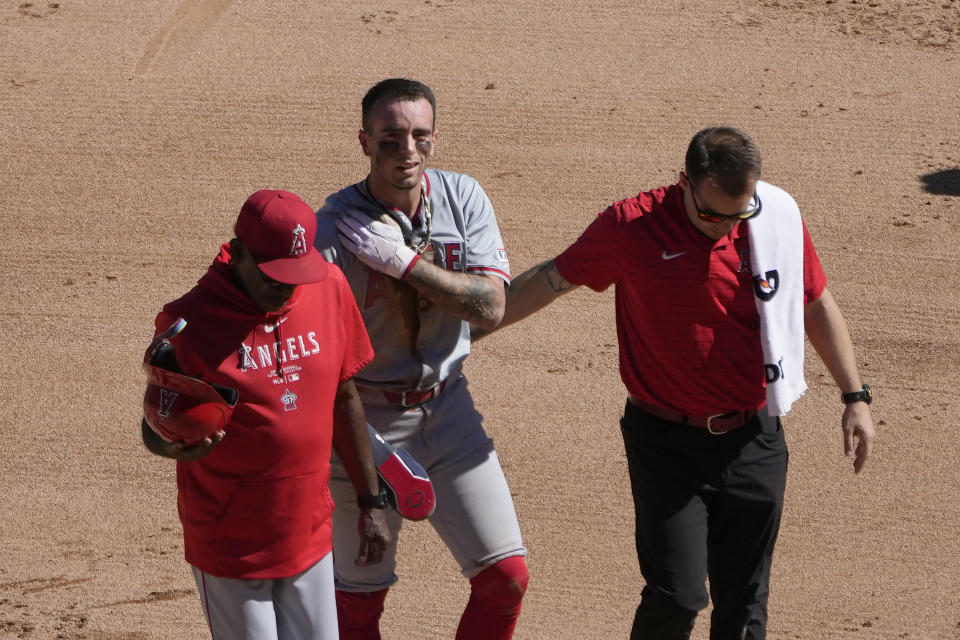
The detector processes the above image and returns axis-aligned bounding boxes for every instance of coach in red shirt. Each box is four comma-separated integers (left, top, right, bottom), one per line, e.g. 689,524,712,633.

483,127,876,639
141,190,390,640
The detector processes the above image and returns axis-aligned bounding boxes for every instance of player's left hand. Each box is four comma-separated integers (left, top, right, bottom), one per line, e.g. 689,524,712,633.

841,402,876,474
355,507,390,566
337,211,418,280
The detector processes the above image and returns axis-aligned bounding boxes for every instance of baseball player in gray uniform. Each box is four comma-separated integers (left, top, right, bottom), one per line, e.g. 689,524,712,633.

314,78,528,640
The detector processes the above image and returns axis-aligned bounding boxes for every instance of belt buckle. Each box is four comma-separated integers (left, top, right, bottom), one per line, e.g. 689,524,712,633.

399,390,420,408
705,413,728,435
400,386,434,408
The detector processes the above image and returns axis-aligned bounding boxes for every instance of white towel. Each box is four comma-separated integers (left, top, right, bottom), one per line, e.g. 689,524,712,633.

747,181,807,416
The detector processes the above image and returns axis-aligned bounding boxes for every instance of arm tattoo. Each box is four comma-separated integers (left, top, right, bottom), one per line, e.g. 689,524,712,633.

406,265,501,326
435,275,496,323
543,262,572,293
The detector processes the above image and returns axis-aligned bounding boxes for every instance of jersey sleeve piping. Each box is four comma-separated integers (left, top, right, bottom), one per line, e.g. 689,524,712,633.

467,265,511,283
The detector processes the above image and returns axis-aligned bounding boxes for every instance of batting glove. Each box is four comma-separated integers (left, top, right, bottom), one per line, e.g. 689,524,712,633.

336,211,419,280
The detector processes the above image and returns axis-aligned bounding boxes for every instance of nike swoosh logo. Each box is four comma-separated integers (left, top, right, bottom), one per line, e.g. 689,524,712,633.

264,317,289,333
662,251,687,260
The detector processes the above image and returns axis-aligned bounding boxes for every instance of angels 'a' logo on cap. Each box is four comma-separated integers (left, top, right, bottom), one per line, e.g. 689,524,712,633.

158,389,178,419
290,224,308,257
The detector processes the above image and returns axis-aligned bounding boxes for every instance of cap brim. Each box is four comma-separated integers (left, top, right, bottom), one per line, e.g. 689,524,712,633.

257,249,329,285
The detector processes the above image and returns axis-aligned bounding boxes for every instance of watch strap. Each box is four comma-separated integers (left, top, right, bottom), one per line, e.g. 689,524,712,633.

357,488,390,509
841,383,872,405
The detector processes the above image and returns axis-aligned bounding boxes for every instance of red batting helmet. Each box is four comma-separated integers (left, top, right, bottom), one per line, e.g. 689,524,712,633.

142,318,238,445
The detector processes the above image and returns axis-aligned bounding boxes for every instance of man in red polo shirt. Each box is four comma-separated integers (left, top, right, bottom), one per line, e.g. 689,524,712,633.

141,189,390,640
481,127,876,639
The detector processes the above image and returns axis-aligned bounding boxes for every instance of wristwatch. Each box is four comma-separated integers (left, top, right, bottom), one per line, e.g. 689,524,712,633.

357,488,390,509
841,383,872,405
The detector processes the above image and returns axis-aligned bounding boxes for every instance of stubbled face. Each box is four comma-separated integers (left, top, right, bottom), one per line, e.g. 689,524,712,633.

681,175,758,241
360,97,437,193
230,241,297,312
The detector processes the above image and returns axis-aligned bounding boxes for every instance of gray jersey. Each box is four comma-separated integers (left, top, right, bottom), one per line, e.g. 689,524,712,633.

314,168,510,390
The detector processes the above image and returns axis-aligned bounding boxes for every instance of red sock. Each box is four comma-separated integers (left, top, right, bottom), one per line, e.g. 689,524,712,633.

336,588,388,640
455,556,529,640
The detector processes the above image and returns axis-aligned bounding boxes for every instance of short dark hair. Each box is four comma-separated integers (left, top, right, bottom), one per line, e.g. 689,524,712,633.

684,127,762,196
361,78,437,132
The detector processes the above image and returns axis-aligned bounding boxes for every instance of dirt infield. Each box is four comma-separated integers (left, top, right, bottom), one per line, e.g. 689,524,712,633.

1,0,958,638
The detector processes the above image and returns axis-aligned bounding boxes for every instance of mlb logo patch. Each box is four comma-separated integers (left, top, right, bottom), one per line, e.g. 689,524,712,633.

497,248,508,263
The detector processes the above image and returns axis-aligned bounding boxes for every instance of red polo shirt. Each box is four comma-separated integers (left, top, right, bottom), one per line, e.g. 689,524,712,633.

554,184,826,416
155,244,373,579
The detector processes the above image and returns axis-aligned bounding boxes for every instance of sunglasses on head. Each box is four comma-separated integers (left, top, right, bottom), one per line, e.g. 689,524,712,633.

689,182,762,223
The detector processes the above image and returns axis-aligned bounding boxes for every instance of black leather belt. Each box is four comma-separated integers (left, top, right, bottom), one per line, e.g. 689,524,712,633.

628,397,758,435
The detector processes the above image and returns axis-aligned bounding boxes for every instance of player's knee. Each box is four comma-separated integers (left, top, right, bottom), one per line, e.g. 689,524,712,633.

470,556,529,613
631,592,700,638
633,587,705,629
336,588,388,640
655,585,708,615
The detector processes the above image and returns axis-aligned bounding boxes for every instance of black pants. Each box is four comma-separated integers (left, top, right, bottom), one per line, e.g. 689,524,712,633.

620,400,788,640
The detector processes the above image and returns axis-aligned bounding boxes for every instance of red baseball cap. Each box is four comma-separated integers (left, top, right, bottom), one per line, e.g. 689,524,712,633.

143,364,237,445
235,189,328,284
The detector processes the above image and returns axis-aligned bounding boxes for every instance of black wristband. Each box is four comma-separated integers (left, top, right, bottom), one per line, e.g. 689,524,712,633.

357,488,390,509
841,383,872,405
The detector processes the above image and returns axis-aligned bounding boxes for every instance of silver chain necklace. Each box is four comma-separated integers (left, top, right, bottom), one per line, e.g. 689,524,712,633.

363,177,432,255
415,178,433,255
